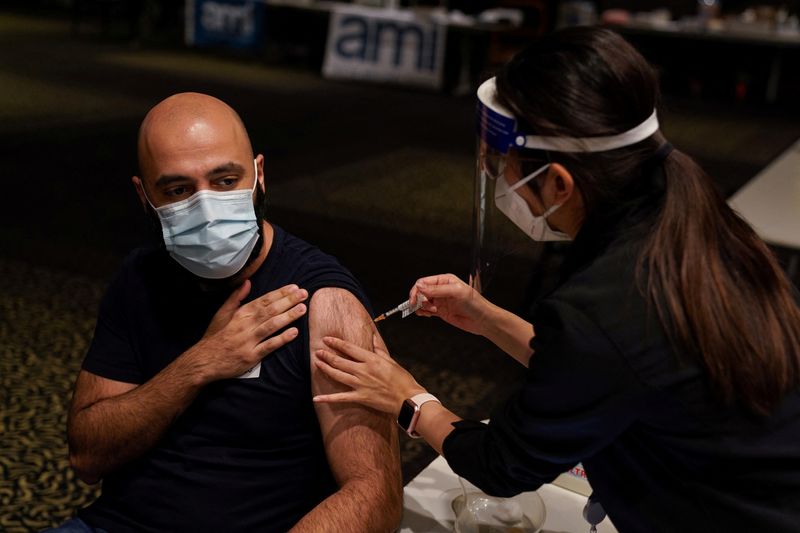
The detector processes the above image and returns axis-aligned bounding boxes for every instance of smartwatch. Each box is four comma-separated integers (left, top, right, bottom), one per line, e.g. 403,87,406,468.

397,393,440,438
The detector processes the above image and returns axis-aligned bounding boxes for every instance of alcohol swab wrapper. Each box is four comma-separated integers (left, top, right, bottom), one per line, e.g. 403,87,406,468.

374,295,428,323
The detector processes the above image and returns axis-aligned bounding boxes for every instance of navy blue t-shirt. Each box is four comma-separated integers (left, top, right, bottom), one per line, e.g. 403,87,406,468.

78,225,372,533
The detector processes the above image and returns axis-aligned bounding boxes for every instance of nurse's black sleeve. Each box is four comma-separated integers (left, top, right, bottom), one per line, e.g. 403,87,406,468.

442,298,648,497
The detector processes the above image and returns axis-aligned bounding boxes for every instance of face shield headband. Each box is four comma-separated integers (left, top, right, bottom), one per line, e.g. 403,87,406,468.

477,77,660,154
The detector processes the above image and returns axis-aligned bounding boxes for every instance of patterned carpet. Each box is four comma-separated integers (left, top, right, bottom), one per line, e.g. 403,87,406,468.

0,260,102,532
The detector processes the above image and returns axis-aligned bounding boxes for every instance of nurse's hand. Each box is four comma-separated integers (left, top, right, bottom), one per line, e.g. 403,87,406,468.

409,274,491,336
312,335,426,417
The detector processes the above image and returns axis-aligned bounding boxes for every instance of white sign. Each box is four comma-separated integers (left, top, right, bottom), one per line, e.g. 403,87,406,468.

323,5,447,89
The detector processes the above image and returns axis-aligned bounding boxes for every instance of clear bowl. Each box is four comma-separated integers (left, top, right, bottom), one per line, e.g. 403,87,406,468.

451,489,546,533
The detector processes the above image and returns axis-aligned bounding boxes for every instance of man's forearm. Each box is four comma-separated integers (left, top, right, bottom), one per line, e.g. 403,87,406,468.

68,350,208,483
289,477,402,533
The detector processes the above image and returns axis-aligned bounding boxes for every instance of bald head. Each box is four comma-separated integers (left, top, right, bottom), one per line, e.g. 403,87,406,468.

137,93,253,183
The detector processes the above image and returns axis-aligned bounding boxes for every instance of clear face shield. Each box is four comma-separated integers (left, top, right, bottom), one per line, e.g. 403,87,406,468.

470,77,662,302
471,140,550,304
470,78,555,304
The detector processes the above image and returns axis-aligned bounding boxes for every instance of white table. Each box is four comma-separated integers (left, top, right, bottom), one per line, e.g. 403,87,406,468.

728,138,800,277
400,455,617,533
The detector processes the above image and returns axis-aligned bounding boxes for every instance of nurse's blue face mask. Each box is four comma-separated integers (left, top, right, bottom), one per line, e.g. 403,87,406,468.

142,159,265,280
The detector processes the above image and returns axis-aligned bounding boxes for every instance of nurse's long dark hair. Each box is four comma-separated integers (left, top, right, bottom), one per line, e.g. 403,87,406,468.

496,27,800,416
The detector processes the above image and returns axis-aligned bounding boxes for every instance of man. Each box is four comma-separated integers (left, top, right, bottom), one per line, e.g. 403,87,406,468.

59,93,402,532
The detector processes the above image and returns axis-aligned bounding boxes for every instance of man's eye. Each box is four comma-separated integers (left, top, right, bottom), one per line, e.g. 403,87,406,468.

165,186,188,197
217,177,238,188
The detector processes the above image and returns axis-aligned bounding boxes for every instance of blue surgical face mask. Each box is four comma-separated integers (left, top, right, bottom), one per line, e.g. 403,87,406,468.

144,159,261,279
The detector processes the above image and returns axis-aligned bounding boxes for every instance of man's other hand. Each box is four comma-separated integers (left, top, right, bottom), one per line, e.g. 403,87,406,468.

188,280,308,383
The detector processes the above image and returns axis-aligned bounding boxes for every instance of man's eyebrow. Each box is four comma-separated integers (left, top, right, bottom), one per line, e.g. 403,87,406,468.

153,162,246,188
207,161,245,177
154,174,192,188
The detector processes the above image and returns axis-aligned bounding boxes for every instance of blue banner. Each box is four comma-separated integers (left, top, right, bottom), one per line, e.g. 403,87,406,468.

186,0,264,50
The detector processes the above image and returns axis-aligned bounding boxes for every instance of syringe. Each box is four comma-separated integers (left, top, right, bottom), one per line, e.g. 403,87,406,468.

374,295,427,323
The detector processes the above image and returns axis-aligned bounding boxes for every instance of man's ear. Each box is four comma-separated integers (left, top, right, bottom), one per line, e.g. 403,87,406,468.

132,176,148,210
255,154,265,193
547,163,575,205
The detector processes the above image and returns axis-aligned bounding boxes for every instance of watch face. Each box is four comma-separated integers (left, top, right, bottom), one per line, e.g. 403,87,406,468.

397,399,416,430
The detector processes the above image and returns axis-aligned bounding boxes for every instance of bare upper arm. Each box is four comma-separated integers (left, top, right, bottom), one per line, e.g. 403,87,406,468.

308,288,400,487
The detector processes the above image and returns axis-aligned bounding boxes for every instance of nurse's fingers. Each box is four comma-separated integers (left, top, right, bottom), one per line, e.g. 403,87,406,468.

410,274,459,304
312,391,361,405
418,304,438,315
409,285,420,310
419,299,438,310
371,333,392,360
416,273,460,286
409,284,431,312
322,336,373,362
315,349,360,375
415,282,464,301
313,356,359,387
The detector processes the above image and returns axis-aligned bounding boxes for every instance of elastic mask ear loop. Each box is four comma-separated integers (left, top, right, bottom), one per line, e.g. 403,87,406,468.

507,163,549,193
511,159,562,218
251,158,259,194
140,180,158,211
541,203,561,218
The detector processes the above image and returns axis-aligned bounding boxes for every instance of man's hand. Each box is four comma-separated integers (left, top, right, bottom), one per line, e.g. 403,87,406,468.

185,280,309,383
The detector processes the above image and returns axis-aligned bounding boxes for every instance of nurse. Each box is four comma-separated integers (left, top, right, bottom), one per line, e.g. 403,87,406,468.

313,27,800,532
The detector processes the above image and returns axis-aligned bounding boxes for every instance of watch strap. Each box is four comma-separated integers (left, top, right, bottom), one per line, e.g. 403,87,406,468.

409,392,440,409
398,393,441,438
